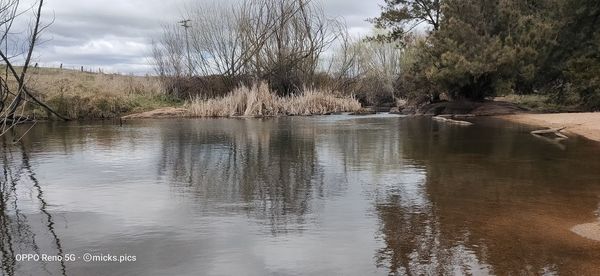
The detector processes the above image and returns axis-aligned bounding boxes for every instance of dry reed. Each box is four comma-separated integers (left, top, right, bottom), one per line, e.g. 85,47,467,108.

187,82,361,117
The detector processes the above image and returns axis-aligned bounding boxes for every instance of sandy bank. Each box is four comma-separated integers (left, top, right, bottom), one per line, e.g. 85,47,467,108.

499,113,600,142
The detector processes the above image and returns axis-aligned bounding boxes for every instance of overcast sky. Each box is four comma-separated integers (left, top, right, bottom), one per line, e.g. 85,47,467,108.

27,0,383,75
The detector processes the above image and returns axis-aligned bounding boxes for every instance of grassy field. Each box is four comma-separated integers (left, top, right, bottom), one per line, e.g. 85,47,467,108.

12,67,181,119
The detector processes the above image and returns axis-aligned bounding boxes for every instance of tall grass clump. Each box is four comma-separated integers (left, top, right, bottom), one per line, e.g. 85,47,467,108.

187,82,361,117
284,88,362,115
187,83,281,117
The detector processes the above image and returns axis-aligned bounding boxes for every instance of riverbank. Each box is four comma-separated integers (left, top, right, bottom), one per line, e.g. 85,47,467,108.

14,68,363,120
406,100,529,116
12,67,180,119
122,83,362,119
499,113,600,142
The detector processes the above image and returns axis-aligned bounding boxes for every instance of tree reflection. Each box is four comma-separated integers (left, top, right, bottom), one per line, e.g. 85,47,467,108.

0,138,67,276
373,118,600,275
157,118,325,234
3,117,599,275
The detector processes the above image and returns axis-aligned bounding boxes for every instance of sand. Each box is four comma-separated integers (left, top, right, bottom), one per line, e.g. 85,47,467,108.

499,113,600,142
572,222,600,242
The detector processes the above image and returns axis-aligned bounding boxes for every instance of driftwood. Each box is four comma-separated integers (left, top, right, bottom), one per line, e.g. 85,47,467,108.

531,127,568,139
530,127,569,150
432,116,474,126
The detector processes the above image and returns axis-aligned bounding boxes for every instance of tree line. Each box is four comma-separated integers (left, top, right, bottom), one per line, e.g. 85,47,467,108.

373,0,600,110
152,0,341,97
154,0,600,110
152,0,413,106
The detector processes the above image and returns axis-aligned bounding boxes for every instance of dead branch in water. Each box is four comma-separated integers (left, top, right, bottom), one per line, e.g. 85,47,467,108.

531,127,568,139
432,116,474,126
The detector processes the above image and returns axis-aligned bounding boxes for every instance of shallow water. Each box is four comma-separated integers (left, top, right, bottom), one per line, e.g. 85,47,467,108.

1,115,600,276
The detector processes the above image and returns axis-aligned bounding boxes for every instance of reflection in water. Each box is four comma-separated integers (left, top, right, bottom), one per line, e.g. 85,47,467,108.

0,117,599,275
0,141,20,276
157,119,325,234
22,142,67,276
373,118,600,275
0,139,66,276
374,177,492,276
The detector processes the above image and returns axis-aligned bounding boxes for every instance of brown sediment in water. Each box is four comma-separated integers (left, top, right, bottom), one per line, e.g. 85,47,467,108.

482,210,600,275
499,113,600,142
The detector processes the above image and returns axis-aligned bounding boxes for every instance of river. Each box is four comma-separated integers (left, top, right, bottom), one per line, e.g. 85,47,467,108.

1,115,600,275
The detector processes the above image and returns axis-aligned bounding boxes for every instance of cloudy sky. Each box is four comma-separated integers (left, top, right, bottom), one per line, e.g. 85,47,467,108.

26,0,383,75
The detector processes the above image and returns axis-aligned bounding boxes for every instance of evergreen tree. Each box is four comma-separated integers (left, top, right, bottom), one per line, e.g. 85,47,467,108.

375,0,600,109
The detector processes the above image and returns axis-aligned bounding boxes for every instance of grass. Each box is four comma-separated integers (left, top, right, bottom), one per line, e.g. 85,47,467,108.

10,67,181,119
4,67,360,120
187,82,362,117
496,94,583,113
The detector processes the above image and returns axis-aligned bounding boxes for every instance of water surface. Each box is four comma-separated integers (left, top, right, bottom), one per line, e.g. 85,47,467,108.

1,115,600,275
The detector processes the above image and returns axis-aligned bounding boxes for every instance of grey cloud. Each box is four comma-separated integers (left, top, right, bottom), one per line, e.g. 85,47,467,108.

27,0,383,75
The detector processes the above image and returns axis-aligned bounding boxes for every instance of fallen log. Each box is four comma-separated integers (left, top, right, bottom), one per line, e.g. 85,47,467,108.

531,127,568,139
432,116,474,126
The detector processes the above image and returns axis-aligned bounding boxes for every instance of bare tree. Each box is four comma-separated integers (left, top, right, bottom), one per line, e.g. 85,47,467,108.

0,0,67,139
153,0,345,96
246,0,341,94
325,36,415,105
151,25,187,78
187,2,247,77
